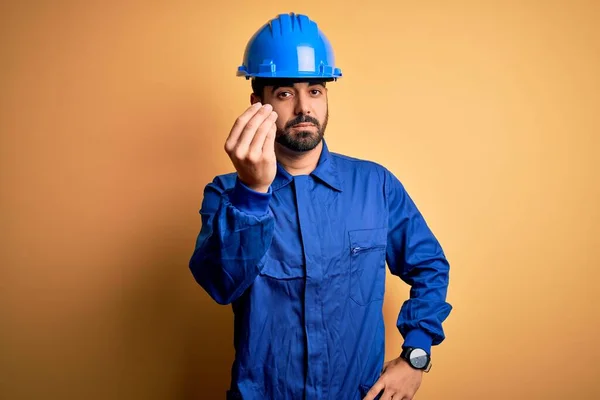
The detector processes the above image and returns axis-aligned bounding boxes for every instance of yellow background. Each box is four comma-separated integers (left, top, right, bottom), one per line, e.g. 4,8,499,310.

1,1,599,399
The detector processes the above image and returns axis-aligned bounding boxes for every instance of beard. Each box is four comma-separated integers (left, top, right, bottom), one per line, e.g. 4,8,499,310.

275,110,329,152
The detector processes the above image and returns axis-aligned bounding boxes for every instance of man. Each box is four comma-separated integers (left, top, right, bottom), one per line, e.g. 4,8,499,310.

189,12,452,400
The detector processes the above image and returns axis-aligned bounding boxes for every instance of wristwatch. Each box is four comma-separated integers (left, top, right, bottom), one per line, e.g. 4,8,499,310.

400,347,432,372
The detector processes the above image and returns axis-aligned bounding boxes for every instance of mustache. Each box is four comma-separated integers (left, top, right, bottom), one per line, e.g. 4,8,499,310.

284,115,320,130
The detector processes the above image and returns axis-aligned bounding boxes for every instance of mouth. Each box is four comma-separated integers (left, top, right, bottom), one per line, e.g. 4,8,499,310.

292,123,316,128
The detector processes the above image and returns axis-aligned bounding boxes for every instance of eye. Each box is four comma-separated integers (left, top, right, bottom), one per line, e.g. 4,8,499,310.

277,91,293,99
309,89,322,96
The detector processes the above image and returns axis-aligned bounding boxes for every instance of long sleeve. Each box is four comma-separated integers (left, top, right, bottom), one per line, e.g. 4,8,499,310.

189,176,275,305
384,169,452,354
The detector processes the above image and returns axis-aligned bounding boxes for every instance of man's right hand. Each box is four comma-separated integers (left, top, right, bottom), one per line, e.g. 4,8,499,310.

224,102,278,193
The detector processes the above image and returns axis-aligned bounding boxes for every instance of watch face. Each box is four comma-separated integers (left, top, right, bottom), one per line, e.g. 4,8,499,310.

409,348,429,369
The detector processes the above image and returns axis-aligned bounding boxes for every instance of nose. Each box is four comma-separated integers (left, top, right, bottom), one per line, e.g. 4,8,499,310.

294,91,311,115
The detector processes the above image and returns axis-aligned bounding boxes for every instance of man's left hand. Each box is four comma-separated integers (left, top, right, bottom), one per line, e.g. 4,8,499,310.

362,356,423,400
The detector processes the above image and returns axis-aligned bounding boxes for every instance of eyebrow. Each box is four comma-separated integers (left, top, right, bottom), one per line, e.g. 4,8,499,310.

270,81,327,94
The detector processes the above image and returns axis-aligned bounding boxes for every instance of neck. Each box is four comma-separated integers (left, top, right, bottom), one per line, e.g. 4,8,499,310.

275,140,323,176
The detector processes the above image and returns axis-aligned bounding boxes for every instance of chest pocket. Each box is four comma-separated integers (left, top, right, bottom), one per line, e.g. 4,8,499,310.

348,228,388,305
259,230,305,279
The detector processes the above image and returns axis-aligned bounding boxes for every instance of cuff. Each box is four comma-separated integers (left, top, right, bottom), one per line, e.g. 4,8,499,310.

402,329,433,355
230,178,272,216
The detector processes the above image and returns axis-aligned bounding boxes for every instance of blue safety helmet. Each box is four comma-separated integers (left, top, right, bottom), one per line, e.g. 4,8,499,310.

237,13,342,80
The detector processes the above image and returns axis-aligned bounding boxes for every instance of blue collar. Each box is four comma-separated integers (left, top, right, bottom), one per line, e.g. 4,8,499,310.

271,140,342,192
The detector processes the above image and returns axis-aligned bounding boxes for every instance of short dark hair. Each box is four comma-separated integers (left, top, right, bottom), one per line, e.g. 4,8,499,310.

251,77,333,99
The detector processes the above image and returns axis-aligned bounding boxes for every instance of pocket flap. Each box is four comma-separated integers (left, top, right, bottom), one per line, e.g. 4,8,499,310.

259,256,305,279
349,228,387,250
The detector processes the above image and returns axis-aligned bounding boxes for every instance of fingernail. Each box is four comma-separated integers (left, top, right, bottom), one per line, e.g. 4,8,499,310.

263,104,272,111
253,102,262,108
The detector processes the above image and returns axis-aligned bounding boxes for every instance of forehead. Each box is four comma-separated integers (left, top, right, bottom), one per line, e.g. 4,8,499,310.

268,80,327,90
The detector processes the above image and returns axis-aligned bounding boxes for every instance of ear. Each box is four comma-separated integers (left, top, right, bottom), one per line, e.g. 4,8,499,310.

250,93,262,105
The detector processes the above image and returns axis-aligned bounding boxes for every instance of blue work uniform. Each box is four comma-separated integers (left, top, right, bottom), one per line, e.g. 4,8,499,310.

189,140,452,399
